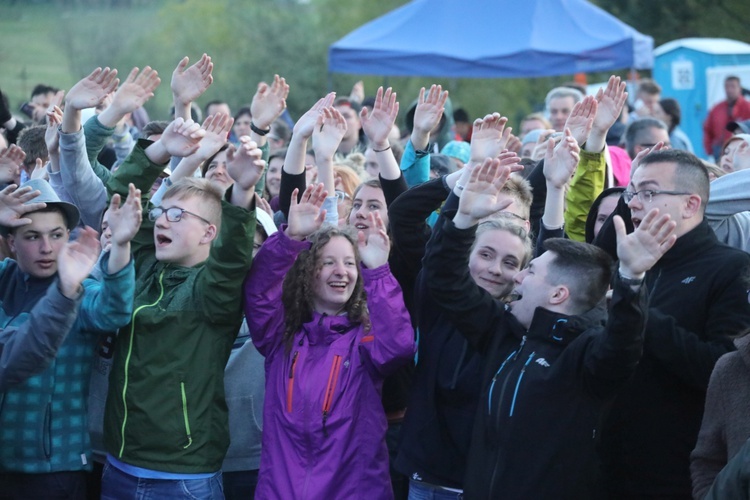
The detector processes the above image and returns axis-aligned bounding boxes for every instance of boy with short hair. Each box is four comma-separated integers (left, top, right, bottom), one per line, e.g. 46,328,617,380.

0,178,138,499
101,116,262,498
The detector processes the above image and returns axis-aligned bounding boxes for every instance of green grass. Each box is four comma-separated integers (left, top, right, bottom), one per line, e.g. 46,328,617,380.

0,3,165,113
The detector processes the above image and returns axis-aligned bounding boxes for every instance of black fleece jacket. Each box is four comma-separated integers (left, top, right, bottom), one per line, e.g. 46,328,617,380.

424,218,648,500
599,219,750,498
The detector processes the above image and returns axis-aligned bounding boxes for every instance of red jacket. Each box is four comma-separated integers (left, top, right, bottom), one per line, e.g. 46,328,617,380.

704,96,750,156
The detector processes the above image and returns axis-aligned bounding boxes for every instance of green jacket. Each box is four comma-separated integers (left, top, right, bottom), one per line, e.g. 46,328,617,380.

564,149,606,242
103,140,256,473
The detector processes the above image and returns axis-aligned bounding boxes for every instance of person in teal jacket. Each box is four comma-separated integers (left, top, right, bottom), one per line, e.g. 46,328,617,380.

0,177,138,499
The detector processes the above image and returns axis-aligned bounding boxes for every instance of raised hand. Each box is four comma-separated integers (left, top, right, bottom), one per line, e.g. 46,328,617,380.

30,159,48,181
287,184,327,241
360,86,399,148
57,226,101,299
357,212,390,269
293,92,336,139
593,75,628,133
349,80,365,104
45,105,63,157
171,54,213,106
454,154,521,228
226,136,266,191
470,113,512,163
505,133,522,155
254,193,274,217
412,85,448,149
0,184,46,228
160,117,206,158
107,183,142,246
99,67,160,127
531,129,561,161
0,145,25,185
195,113,233,160
543,128,581,189
251,75,290,130
614,208,676,278
65,67,119,111
313,107,348,160
631,141,667,172
563,95,597,147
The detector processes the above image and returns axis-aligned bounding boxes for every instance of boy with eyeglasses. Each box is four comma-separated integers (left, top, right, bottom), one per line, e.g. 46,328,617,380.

100,116,263,499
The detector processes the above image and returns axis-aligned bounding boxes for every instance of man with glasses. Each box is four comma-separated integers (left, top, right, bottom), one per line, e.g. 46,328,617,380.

599,149,750,498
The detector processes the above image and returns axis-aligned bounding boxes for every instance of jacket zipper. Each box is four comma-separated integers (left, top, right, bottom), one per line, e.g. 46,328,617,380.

322,355,343,437
287,351,299,413
180,382,193,449
509,352,536,417
119,269,165,458
487,351,516,414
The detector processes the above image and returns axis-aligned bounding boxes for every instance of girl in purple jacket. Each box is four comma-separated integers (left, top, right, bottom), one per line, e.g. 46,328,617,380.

244,184,415,499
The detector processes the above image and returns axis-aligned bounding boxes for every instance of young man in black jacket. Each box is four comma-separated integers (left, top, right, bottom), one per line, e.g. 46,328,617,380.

423,156,677,499
597,149,750,498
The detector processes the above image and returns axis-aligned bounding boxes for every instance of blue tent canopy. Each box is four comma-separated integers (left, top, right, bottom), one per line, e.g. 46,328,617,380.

328,0,653,78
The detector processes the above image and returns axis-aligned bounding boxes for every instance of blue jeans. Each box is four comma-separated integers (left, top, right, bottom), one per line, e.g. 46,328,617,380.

408,479,463,500
100,462,224,500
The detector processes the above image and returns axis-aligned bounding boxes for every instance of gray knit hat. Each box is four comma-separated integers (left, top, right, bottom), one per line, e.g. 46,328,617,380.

0,179,80,236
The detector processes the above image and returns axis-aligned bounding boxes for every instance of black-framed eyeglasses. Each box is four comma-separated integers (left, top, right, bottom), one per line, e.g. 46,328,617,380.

148,206,212,225
621,189,690,204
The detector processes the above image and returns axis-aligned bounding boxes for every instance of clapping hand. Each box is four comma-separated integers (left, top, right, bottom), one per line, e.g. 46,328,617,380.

454,154,522,228
360,86,399,149
313,107,348,160
57,226,101,299
470,113,512,164
563,95,596,147
357,211,390,269
107,183,142,246
226,137,266,191
65,67,119,111
171,54,213,106
615,208,676,279
287,183,328,241
251,75,290,131
293,93,336,140
543,128,581,189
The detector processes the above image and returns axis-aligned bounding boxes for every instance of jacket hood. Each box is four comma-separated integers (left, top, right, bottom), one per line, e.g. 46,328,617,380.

405,95,455,150
585,187,625,244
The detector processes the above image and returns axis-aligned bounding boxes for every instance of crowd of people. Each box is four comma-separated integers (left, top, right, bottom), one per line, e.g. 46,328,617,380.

2,53,750,500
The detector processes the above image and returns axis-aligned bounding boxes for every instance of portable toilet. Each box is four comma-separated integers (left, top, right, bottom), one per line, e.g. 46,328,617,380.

653,38,750,159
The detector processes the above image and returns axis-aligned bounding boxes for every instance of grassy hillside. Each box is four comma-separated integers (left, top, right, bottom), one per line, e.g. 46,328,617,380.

0,3,165,116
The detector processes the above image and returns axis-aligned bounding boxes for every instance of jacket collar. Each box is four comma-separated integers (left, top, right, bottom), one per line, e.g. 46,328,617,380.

509,301,607,347
653,219,716,268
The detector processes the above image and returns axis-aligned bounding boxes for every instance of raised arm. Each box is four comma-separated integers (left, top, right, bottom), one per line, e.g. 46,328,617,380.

171,54,213,121
424,158,519,352
244,184,327,354
249,74,289,149
151,113,233,206
357,212,415,376
226,136,265,210
542,128,580,231
106,182,142,274
360,86,401,180
59,68,120,227
0,227,100,391
403,85,448,186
